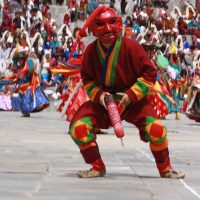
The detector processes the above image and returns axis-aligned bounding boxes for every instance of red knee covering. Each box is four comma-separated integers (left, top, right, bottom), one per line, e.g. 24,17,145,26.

151,148,173,174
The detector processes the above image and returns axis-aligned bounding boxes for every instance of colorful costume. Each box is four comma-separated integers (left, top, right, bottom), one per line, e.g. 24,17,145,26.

0,50,49,116
148,56,176,119
49,57,88,122
18,58,49,116
167,55,182,119
68,6,185,179
182,72,200,122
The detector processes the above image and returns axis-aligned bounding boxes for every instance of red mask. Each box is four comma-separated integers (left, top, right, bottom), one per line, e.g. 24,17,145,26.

90,8,122,44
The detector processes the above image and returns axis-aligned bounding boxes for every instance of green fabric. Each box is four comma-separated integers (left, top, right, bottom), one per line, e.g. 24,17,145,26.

144,128,167,143
145,131,151,142
110,36,122,86
170,63,180,73
145,116,157,126
86,82,98,96
135,81,149,96
96,42,104,66
69,117,95,146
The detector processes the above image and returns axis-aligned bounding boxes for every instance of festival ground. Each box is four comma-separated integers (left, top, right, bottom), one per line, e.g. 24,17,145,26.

0,107,200,200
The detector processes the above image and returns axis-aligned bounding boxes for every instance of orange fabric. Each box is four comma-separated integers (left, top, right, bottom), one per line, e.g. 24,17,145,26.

31,72,39,94
19,82,31,94
150,139,168,152
79,141,97,150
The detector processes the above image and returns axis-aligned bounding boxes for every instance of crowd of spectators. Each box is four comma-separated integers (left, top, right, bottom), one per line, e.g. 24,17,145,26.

0,0,200,86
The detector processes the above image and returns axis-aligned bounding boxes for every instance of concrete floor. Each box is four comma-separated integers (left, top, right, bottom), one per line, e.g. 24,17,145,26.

0,107,200,200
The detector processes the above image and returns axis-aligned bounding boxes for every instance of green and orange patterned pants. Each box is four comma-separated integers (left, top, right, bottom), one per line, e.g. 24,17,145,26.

69,97,172,174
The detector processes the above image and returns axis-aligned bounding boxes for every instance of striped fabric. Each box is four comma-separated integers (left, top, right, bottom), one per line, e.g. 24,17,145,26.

130,77,154,101
96,36,121,87
154,81,176,106
83,81,102,102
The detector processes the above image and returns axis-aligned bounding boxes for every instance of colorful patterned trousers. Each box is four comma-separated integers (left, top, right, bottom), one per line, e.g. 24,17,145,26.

69,97,172,174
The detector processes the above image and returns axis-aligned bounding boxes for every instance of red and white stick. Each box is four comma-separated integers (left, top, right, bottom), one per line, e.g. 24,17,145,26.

104,94,125,146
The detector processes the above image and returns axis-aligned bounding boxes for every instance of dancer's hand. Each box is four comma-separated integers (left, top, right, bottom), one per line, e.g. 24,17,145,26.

99,92,110,109
117,92,131,107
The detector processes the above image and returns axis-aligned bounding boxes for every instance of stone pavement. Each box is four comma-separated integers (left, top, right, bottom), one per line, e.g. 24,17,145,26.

0,107,200,200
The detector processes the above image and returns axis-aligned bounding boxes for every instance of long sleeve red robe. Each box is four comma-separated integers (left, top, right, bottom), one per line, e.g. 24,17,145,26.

81,36,157,105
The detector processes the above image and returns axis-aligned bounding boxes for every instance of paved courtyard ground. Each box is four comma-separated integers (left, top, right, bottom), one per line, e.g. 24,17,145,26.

0,107,200,200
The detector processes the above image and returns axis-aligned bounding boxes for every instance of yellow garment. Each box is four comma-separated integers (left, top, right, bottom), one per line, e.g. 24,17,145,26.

168,42,177,55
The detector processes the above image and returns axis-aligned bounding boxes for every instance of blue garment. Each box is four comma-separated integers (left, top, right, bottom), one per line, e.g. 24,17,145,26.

65,50,78,61
19,76,49,114
19,87,49,114
167,86,181,113
157,73,161,82
187,21,198,29
41,72,50,82
43,42,53,50
11,95,21,111
133,24,140,33
183,41,190,49
54,74,65,84
89,0,98,10
51,40,60,49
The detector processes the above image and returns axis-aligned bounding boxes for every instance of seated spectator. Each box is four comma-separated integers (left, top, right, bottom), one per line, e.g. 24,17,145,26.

60,36,67,49
51,34,60,57
182,35,190,49
43,36,53,50
194,25,200,39
69,0,78,22
41,1,50,19
51,34,60,49
177,17,188,35
63,13,70,26
86,0,99,16
12,10,25,31
73,27,85,53
65,36,74,61
0,4,12,32
41,49,56,86
190,35,200,50
57,24,72,41
163,12,175,35
0,42,11,59
78,0,87,21
123,16,133,38
187,16,198,35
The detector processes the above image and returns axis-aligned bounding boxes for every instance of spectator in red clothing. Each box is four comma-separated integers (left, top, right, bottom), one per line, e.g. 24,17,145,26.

69,0,78,22
78,0,87,20
3,0,11,14
177,17,188,35
194,25,200,39
0,12,12,32
63,13,70,26
41,1,50,19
